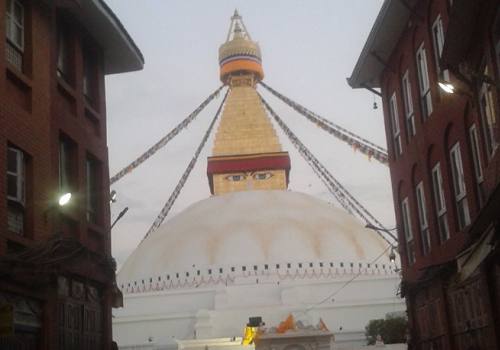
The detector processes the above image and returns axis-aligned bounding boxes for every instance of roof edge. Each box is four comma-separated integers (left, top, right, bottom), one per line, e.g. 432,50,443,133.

348,0,392,89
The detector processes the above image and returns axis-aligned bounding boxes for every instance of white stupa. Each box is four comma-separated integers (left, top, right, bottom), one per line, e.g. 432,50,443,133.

113,11,404,349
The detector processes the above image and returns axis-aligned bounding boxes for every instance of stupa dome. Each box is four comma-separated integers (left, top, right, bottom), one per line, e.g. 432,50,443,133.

117,190,391,286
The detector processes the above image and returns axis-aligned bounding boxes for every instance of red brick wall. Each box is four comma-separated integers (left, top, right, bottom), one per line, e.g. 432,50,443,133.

379,0,500,282
1,0,113,348
0,0,111,255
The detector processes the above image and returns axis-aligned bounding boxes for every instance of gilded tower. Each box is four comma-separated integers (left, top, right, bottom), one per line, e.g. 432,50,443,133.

207,10,291,195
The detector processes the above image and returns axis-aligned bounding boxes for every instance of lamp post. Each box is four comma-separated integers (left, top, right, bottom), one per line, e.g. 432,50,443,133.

111,207,129,229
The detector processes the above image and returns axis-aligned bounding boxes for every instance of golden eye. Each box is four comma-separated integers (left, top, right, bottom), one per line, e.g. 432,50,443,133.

226,174,246,181
253,172,273,180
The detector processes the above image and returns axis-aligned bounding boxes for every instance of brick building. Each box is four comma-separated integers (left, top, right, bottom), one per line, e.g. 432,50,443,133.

0,0,143,348
349,0,500,349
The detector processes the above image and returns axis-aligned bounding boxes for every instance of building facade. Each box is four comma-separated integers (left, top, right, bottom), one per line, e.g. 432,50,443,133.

349,0,500,349
0,0,143,348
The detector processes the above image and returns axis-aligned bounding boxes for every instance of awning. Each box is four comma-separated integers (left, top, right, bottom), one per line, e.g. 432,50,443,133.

457,228,495,282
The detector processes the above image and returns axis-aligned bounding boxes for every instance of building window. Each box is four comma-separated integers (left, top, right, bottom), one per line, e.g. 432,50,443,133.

416,44,432,119
450,143,470,230
389,92,402,157
469,125,485,207
85,156,100,224
402,70,415,137
83,46,98,104
415,182,431,255
57,20,72,83
5,0,24,70
7,146,27,235
431,15,450,83
431,163,449,242
401,197,415,265
478,65,498,158
59,137,75,193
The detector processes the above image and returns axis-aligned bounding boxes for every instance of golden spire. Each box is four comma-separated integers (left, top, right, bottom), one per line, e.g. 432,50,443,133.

207,11,290,195
218,9,264,83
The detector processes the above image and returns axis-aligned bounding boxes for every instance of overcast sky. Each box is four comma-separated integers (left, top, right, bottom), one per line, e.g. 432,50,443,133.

104,0,393,267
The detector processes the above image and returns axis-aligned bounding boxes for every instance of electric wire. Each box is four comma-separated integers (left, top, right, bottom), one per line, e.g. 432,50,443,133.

306,243,394,310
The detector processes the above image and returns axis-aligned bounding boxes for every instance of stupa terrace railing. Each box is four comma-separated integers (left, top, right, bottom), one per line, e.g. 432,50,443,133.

119,259,399,295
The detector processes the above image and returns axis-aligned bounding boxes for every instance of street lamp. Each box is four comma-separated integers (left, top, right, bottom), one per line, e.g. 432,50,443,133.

44,192,72,222
364,223,398,263
438,81,455,94
58,192,72,206
110,190,117,204
388,246,397,263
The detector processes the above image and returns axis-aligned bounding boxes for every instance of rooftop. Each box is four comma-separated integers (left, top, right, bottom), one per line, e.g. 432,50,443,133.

347,0,417,89
48,0,144,74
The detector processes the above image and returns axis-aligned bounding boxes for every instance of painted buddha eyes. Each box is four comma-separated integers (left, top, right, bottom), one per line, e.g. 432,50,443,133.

253,172,273,180
226,174,246,181
225,172,273,181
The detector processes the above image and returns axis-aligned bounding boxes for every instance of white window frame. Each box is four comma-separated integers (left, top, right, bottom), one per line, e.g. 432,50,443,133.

431,163,450,242
401,197,415,265
389,92,402,157
450,143,467,199
431,15,450,82
7,146,25,205
469,125,484,182
416,182,431,255
469,125,485,207
402,70,416,137
479,65,498,158
86,158,96,223
59,139,71,192
5,0,24,51
450,143,470,229
416,43,433,119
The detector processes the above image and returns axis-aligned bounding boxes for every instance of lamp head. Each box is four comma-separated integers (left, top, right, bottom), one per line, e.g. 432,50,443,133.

438,81,455,94
110,190,117,203
58,192,72,206
389,246,397,263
